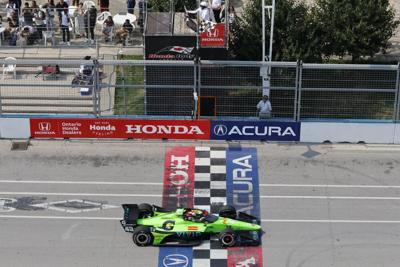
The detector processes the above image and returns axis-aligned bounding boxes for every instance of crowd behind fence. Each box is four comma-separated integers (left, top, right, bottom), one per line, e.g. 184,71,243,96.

0,58,400,122
0,5,145,47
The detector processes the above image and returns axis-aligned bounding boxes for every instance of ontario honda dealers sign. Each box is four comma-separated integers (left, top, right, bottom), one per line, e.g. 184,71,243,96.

30,119,210,139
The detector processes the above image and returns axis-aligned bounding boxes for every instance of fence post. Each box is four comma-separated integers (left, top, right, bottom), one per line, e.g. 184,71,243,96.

197,59,202,119
293,60,300,121
296,60,303,121
93,59,100,116
394,62,400,122
193,61,198,119
0,84,2,115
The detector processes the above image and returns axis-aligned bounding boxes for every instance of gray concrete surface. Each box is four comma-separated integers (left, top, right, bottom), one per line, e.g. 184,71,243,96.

1,141,400,266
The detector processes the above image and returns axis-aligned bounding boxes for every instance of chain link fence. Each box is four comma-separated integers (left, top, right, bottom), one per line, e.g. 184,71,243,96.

1,59,400,122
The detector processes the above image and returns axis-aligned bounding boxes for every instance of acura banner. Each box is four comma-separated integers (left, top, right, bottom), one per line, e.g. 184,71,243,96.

30,119,210,140
211,121,301,141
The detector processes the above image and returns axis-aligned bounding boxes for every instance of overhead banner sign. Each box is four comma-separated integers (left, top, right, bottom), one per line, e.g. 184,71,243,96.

30,119,210,140
200,23,226,48
211,121,301,141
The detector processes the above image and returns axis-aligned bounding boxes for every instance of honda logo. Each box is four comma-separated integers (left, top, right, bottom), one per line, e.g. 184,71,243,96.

38,122,51,131
162,254,188,267
207,28,219,38
213,124,228,136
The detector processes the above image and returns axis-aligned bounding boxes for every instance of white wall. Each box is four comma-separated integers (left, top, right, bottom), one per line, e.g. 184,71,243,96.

394,123,400,144
0,118,30,139
301,122,397,144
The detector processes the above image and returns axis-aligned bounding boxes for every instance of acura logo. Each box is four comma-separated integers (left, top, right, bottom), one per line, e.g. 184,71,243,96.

207,28,219,38
163,254,188,267
38,122,51,131
213,124,228,136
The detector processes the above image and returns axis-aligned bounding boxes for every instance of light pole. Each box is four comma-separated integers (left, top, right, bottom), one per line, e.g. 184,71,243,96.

261,0,275,96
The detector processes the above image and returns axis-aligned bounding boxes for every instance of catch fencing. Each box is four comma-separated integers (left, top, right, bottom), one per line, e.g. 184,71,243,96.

0,59,400,122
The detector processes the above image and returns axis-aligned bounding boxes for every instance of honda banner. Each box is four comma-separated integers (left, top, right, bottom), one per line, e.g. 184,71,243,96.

200,23,226,47
211,121,301,141
30,119,211,140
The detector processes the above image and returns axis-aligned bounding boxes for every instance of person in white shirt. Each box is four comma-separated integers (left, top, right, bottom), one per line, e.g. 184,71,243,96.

186,1,214,22
256,95,272,119
60,9,70,45
211,0,222,23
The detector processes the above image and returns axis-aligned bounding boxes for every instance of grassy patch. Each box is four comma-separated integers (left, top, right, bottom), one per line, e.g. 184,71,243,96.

114,55,145,115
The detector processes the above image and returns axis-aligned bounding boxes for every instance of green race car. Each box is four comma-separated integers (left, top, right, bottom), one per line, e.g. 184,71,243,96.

120,203,262,247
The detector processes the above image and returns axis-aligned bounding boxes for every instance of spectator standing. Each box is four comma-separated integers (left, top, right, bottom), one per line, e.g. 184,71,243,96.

102,15,114,42
31,1,39,14
84,5,97,44
60,9,70,45
55,0,68,25
22,3,34,26
5,0,17,19
35,6,46,38
127,0,135,14
211,0,222,23
74,2,84,37
256,95,272,119
44,1,56,31
115,19,133,45
16,0,21,14
98,0,109,12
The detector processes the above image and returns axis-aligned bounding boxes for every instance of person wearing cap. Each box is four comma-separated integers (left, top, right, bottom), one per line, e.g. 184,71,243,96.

257,95,272,119
186,1,214,22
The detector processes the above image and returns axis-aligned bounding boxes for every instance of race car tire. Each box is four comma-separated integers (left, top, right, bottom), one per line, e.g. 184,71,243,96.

219,205,237,219
218,229,236,247
138,203,154,218
132,226,153,246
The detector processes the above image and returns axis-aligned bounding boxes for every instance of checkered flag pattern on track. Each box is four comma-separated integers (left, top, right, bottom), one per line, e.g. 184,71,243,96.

193,146,228,267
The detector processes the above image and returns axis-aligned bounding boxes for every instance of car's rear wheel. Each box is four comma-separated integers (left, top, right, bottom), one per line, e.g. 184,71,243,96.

219,205,237,219
218,229,236,247
132,226,153,247
138,203,154,218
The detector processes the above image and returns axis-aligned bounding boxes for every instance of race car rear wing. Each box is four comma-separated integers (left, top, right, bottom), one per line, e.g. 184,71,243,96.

121,204,139,225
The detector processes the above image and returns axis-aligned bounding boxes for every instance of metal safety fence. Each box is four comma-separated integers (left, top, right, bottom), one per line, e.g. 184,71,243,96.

1,59,400,122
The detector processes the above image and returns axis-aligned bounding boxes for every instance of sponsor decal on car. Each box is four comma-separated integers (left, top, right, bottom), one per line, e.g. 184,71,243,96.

187,226,198,231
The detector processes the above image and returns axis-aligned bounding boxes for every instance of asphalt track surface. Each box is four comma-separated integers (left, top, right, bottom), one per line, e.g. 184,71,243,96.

1,140,400,267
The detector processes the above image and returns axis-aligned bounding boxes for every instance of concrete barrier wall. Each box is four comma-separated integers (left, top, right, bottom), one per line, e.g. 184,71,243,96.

0,118,30,139
1,118,400,144
300,122,397,144
394,123,400,144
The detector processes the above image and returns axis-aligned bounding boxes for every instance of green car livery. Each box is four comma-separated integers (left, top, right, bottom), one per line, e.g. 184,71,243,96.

120,203,262,247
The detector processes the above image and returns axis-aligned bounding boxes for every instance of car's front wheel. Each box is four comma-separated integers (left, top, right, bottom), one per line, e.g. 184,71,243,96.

218,229,236,247
132,226,153,247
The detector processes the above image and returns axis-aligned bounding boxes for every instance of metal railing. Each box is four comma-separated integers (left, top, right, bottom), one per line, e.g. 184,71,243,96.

1,58,399,122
